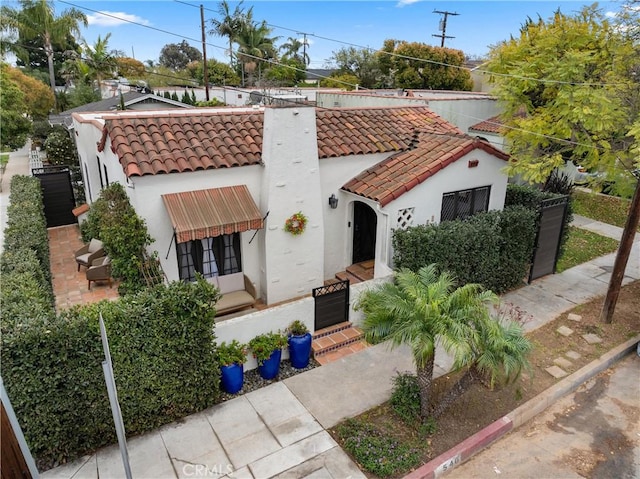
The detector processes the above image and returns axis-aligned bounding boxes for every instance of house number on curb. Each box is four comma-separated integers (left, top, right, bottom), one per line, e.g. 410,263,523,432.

435,453,461,477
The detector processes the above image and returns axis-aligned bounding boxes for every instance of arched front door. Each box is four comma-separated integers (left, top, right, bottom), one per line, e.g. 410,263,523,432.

352,201,377,264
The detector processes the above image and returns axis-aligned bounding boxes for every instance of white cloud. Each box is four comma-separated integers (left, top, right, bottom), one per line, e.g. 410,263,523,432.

87,11,150,27
605,11,617,18
396,0,421,7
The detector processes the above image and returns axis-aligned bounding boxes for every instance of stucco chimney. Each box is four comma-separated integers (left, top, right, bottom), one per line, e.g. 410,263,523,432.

259,106,324,304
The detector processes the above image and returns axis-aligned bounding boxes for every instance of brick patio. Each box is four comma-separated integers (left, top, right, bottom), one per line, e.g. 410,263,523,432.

49,224,119,310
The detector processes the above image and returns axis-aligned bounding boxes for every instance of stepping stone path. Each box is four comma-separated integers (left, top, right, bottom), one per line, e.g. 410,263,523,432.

567,313,582,322
557,326,574,337
545,365,568,379
565,351,581,360
554,357,573,369
582,333,603,344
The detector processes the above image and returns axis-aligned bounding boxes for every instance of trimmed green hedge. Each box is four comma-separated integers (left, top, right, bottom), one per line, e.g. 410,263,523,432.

3,175,51,283
392,206,537,293
1,278,220,470
1,176,55,335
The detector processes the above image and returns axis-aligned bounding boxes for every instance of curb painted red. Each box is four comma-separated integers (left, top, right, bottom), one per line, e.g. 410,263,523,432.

402,337,639,479
403,416,513,479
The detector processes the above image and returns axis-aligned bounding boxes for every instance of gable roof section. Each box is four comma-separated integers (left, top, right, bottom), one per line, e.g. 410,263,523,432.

97,106,462,178
98,111,264,177
342,132,510,207
468,115,504,134
316,106,461,158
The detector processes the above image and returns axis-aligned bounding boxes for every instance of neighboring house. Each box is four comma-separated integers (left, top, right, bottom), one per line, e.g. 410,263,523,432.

49,91,191,129
316,90,501,135
72,105,509,306
468,115,507,151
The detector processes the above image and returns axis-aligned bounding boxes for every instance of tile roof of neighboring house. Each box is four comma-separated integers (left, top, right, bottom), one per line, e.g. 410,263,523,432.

342,132,510,207
468,115,504,134
97,106,462,178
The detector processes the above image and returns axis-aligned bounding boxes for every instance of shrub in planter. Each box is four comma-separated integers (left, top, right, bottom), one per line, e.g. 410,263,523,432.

249,331,288,380
287,320,312,369
217,340,247,394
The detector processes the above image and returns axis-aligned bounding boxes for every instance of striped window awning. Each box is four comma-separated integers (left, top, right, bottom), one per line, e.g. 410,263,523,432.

162,185,264,243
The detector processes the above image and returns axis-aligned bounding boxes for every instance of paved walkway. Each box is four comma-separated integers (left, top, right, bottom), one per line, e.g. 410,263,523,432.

38,216,639,479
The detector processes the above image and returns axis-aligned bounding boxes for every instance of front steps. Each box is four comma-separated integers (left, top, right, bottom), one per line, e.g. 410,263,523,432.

312,322,369,365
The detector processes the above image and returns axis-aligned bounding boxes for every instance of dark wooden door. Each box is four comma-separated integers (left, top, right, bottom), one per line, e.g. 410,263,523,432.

33,166,76,227
529,196,569,282
352,202,377,264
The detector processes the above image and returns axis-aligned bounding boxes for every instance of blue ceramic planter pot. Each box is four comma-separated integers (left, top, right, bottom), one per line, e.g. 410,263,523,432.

258,349,282,380
220,363,244,394
288,333,312,369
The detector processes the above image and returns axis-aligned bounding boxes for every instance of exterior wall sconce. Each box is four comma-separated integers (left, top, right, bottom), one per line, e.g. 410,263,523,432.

328,194,339,209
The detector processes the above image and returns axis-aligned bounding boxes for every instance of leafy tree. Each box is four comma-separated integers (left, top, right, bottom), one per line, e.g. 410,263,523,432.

115,57,146,79
159,40,202,71
68,84,101,108
4,64,54,119
0,65,32,150
356,265,499,419
208,0,252,66
186,59,240,86
0,0,87,105
320,73,359,90
328,47,381,89
378,39,472,90
43,125,77,165
485,6,640,185
264,58,306,85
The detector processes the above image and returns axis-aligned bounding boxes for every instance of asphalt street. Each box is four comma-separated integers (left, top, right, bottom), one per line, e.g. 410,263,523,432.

448,352,640,479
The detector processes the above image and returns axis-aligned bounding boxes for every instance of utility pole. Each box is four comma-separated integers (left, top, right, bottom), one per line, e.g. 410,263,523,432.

302,33,308,66
432,10,459,48
200,4,210,101
600,169,640,323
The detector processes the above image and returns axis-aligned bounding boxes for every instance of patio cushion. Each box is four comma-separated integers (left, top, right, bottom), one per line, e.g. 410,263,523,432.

87,238,103,253
216,290,254,315
217,272,244,295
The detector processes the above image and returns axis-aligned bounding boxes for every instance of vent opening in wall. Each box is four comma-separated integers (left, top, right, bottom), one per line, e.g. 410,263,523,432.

397,207,415,229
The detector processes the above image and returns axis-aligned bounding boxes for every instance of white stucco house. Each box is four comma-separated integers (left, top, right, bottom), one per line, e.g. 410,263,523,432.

72,104,510,308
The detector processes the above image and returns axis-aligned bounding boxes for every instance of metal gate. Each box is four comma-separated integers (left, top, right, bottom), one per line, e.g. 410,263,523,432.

32,166,77,228
529,195,569,282
312,280,350,331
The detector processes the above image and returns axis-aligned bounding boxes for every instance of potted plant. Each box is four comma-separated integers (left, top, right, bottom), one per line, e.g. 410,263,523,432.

217,340,247,394
287,320,312,369
249,331,288,380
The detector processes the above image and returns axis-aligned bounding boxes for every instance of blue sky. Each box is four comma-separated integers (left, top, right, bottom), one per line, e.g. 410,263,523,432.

45,1,621,67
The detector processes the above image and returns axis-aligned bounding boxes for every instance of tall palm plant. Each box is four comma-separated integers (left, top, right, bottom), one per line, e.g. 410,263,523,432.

280,36,310,66
1,0,87,106
209,0,251,67
235,15,278,86
81,33,118,88
357,264,507,419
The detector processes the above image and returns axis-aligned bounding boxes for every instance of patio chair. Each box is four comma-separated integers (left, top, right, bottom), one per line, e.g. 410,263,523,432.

75,238,104,271
86,256,112,289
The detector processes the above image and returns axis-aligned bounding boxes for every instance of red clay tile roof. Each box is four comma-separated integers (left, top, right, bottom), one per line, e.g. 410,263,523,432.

316,106,461,158
468,115,504,134
97,106,461,178
342,132,510,207
98,111,264,177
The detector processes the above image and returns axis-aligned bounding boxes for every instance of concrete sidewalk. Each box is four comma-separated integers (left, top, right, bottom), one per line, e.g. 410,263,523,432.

35,217,640,479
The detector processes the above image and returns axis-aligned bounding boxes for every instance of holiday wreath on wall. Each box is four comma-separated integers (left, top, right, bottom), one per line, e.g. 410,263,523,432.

284,211,307,235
